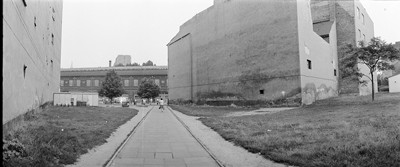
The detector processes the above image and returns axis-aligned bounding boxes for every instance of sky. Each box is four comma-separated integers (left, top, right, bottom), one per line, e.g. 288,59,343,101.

60,0,400,68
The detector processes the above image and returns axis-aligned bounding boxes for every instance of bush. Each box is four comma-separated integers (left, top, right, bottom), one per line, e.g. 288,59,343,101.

3,139,28,163
3,125,84,167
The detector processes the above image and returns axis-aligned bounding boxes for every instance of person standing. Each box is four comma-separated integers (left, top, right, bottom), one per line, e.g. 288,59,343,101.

159,98,164,112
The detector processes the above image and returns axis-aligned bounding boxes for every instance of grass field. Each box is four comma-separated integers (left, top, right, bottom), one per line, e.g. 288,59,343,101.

171,93,400,167
3,106,138,167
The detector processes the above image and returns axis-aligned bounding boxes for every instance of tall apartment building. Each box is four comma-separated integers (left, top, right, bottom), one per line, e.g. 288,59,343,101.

3,0,63,128
114,55,132,66
167,0,375,105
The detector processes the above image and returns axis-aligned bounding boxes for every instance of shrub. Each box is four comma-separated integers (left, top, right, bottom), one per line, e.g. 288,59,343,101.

3,139,28,162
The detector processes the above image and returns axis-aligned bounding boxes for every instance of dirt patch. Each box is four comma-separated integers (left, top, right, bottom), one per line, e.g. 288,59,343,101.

224,107,295,117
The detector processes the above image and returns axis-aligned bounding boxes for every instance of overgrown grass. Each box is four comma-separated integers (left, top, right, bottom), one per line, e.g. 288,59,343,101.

3,106,138,167
173,93,400,167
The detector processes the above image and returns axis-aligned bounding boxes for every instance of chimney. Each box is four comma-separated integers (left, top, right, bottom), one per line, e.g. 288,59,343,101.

109,60,111,67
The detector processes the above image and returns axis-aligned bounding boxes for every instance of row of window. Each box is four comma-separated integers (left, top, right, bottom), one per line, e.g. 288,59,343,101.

358,29,366,42
356,7,365,25
61,79,167,87
61,79,100,87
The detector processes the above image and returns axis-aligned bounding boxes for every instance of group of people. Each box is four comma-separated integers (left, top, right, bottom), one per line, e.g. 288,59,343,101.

135,98,165,112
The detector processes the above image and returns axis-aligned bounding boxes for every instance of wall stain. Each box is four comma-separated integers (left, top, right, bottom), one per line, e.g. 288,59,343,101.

302,83,337,105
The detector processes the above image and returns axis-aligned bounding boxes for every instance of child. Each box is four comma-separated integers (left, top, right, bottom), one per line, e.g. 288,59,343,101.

159,98,164,112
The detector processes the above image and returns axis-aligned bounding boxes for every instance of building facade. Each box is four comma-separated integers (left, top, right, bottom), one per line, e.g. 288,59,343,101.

331,0,376,95
3,0,63,126
167,0,375,105
388,74,400,93
60,66,168,99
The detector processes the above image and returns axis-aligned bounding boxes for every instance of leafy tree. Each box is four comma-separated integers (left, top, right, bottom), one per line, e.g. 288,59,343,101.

137,78,160,99
126,62,140,66
341,37,400,101
142,60,155,66
114,63,125,67
98,70,125,103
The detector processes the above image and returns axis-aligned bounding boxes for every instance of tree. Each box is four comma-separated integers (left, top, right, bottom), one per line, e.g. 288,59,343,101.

98,70,125,103
137,78,160,100
341,37,400,101
126,62,140,66
115,63,125,67
142,60,155,66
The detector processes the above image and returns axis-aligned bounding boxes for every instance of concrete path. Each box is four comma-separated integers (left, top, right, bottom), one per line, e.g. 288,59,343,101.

109,106,219,167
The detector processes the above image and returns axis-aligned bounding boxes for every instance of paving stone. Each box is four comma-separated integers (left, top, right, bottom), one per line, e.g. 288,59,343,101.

113,107,219,166
144,158,164,165
137,152,155,158
155,152,173,159
164,158,185,164
113,157,144,165
184,157,215,164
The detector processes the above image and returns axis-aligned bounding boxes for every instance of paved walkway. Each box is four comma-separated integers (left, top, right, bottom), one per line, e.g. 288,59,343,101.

110,106,219,167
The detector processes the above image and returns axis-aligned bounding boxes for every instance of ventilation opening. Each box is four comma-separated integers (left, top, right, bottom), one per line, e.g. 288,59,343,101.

259,89,264,95
334,69,337,76
23,65,27,78
320,34,329,43
51,33,54,45
307,59,312,69
34,17,37,27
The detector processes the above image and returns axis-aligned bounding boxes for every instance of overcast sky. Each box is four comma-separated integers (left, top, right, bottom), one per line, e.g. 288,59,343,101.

60,0,400,68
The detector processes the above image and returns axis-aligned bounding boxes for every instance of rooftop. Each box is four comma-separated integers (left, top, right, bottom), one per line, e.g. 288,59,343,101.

61,66,168,72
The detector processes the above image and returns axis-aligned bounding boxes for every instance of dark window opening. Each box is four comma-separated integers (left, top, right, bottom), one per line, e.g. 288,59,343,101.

320,34,329,43
307,59,312,69
23,65,27,78
22,0,27,7
51,33,54,45
259,89,264,95
334,69,337,76
34,17,36,27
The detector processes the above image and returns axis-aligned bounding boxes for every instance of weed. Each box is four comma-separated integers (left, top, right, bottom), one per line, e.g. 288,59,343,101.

174,93,400,167
3,106,138,167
